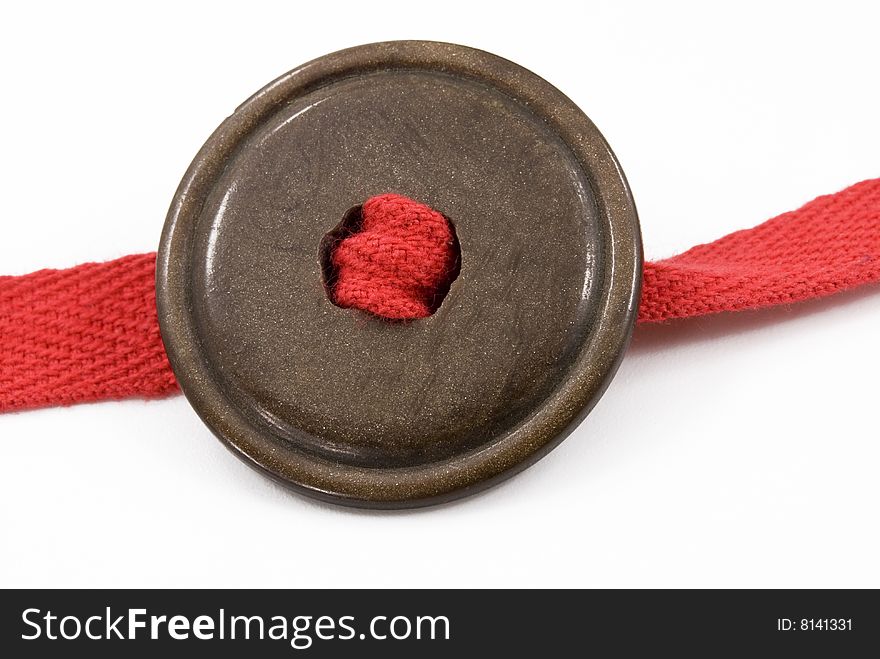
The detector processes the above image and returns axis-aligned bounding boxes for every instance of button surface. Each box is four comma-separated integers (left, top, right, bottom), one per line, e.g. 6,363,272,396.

157,41,642,508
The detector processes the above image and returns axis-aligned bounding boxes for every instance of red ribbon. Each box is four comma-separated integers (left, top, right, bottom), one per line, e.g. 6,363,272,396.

2,178,878,413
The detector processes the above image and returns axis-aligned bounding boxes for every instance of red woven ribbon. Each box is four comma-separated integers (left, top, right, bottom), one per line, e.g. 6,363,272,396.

639,178,880,322
2,178,878,413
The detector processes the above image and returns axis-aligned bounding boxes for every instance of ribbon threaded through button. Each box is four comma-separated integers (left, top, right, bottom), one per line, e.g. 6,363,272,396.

324,193,461,320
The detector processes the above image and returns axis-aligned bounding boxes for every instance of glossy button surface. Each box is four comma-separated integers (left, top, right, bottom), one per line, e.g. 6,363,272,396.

157,41,642,508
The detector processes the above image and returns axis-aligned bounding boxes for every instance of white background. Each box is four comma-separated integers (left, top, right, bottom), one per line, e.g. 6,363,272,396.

1,1,878,588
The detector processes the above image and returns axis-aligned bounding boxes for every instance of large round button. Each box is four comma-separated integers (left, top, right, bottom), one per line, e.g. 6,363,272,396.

156,41,642,508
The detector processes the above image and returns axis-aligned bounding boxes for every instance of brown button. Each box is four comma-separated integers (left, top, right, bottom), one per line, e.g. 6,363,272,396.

156,41,642,508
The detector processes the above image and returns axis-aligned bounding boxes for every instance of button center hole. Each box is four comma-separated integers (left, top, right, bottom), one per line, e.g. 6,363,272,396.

319,194,461,320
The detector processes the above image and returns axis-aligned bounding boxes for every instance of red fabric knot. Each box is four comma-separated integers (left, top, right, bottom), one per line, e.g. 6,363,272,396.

329,193,460,320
